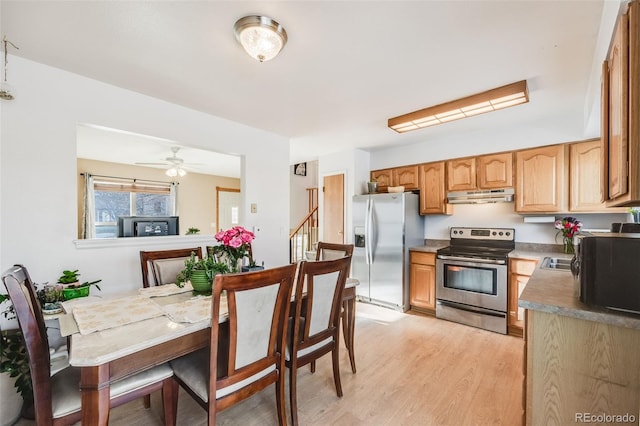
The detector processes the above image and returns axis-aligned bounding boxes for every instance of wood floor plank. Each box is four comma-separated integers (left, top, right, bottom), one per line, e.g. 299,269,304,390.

15,302,523,425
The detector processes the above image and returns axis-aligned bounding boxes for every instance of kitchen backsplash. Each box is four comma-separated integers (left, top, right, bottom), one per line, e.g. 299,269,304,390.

423,202,629,244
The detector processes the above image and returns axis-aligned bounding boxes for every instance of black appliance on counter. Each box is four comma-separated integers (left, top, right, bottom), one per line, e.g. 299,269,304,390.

610,222,640,233
435,227,516,334
577,233,640,315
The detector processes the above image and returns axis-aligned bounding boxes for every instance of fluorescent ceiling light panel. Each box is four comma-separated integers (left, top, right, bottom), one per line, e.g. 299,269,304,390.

388,80,529,133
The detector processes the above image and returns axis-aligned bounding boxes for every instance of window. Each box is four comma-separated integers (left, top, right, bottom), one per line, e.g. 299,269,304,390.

83,175,177,239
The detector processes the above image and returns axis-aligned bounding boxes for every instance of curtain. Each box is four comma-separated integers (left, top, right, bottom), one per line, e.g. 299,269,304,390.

82,174,96,239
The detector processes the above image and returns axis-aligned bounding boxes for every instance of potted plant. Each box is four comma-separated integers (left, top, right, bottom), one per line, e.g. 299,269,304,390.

0,294,32,424
36,284,64,314
186,227,200,235
176,252,229,293
57,270,102,300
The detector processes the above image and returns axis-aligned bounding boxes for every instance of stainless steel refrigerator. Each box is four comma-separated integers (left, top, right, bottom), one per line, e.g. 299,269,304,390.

352,192,424,312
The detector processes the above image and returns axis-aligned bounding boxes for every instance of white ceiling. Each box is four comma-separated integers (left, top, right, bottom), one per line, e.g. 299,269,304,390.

0,1,618,166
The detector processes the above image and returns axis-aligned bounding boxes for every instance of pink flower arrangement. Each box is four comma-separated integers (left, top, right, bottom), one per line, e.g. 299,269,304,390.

212,226,255,272
554,216,582,239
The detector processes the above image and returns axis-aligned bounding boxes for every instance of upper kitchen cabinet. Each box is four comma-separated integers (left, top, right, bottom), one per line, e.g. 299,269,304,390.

370,169,393,192
477,152,513,189
419,161,452,215
603,0,640,206
515,145,569,213
570,140,627,212
392,165,419,190
446,158,476,191
371,165,419,192
446,152,513,191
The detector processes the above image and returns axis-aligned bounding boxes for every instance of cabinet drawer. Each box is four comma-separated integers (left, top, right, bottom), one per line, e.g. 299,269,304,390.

411,251,436,265
510,258,537,276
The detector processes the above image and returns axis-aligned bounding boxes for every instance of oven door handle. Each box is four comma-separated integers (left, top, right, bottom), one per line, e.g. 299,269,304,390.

436,254,506,265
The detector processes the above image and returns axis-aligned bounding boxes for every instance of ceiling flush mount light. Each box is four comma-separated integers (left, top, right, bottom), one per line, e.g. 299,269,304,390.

1,35,19,100
234,15,287,62
388,80,529,134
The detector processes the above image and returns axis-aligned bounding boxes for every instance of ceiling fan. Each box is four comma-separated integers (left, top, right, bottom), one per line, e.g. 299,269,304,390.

135,147,195,177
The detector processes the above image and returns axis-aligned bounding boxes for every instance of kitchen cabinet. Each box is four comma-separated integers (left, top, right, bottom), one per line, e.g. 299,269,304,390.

370,165,419,192
515,144,569,213
525,310,640,425
446,158,476,191
419,161,453,215
477,152,513,189
409,251,436,313
370,169,393,192
570,140,627,212
392,165,419,190
508,257,537,337
447,153,513,192
602,0,640,207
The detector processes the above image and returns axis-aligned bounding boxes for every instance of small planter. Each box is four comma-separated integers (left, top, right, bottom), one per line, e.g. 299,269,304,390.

190,270,212,293
62,286,90,300
241,265,265,272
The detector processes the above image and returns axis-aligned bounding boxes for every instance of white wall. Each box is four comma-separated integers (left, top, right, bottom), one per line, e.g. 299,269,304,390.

0,56,290,295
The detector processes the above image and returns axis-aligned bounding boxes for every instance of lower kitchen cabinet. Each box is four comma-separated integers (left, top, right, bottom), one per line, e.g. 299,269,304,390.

508,257,537,337
410,251,436,314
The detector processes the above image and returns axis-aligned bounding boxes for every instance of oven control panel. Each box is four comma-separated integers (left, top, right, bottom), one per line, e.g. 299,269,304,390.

449,227,515,241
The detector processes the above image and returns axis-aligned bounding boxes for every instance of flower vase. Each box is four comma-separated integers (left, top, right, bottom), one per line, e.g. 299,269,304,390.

563,238,575,254
190,270,212,293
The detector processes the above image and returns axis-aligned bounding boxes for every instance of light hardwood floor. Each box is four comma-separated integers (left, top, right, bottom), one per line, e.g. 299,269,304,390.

17,303,524,425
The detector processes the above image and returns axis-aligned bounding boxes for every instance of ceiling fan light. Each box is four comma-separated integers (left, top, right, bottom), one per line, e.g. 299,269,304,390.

177,168,187,177
234,15,287,62
165,167,178,177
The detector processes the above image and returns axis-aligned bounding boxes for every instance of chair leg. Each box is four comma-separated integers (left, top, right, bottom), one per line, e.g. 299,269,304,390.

161,377,179,426
275,372,287,426
344,298,357,373
310,360,316,373
331,344,343,398
289,361,299,426
144,394,151,409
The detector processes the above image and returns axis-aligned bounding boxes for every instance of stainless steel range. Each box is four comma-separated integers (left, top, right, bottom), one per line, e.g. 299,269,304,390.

435,227,515,334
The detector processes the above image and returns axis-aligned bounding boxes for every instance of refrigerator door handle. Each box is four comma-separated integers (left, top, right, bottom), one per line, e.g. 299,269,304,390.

365,197,373,264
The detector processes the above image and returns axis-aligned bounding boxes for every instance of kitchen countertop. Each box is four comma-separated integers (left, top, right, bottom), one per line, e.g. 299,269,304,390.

519,259,640,330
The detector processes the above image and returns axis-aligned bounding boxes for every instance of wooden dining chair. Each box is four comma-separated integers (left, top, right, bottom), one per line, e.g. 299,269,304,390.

1,264,179,426
140,247,203,287
169,264,296,426
286,256,351,426
315,242,357,373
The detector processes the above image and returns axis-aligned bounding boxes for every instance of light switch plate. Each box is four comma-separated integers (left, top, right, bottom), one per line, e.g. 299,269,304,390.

251,203,257,213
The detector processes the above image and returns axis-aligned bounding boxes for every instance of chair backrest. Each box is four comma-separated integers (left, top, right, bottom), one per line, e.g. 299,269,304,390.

292,256,351,357
315,242,354,274
139,247,203,287
1,264,54,421
209,264,295,406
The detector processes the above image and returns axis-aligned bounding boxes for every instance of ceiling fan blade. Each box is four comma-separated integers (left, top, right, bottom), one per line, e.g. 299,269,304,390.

135,162,169,166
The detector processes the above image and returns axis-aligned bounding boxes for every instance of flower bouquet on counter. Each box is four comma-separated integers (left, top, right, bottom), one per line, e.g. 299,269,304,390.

211,226,255,272
554,216,582,254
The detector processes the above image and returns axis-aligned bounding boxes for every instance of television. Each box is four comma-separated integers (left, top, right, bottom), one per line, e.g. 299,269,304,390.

117,216,179,237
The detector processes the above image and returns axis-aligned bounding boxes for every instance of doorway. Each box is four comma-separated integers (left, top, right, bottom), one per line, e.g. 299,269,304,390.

216,186,241,232
323,173,345,243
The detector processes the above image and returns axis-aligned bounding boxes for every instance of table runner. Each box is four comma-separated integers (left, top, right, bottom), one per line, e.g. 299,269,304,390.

138,282,194,298
158,295,226,324
72,295,165,335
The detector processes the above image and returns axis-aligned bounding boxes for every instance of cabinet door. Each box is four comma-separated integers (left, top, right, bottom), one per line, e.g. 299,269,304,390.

419,162,452,215
410,254,436,311
607,11,629,200
371,169,392,192
392,165,419,190
477,152,513,189
446,158,476,191
570,140,625,212
515,145,569,213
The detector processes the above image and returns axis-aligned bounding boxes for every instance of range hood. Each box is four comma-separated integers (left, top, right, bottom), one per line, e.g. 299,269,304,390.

447,188,515,204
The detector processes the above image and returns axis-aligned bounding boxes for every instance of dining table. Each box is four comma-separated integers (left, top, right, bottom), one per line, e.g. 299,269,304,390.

63,277,359,425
